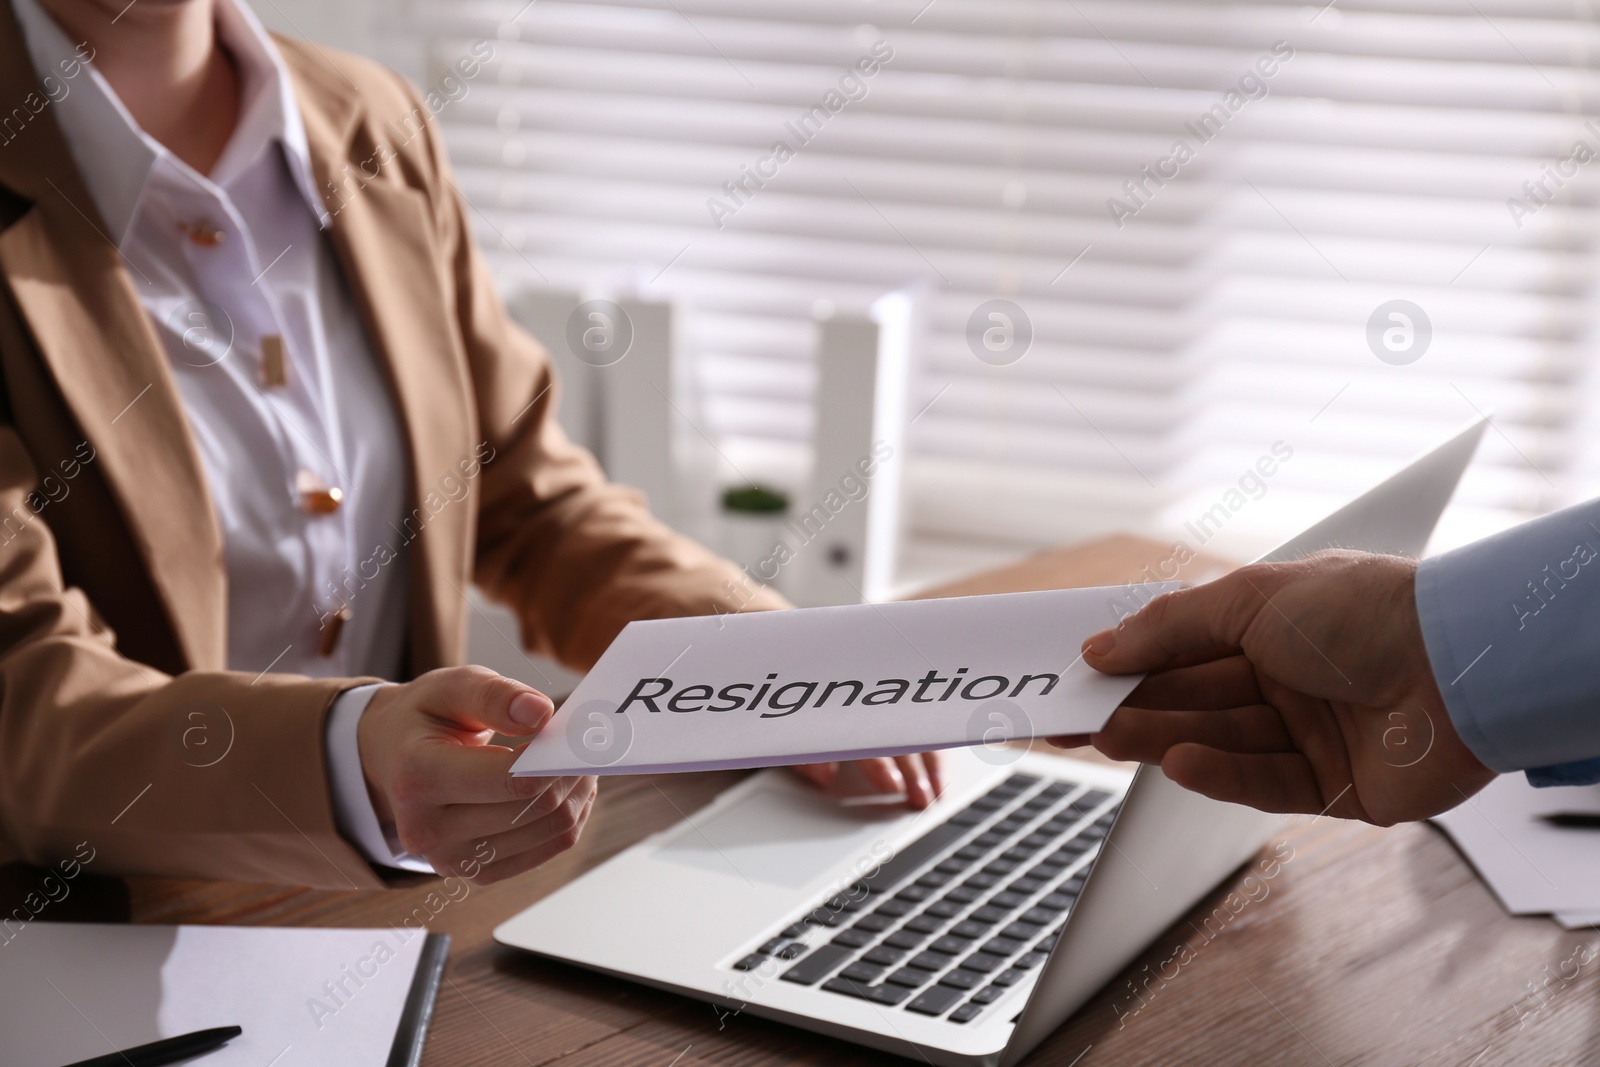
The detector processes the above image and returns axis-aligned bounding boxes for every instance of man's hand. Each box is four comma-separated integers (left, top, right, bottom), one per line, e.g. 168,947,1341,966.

1057,550,1495,825
358,666,597,883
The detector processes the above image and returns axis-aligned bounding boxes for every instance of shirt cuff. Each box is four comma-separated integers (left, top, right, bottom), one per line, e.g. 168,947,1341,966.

1415,498,1600,775
1526,758,1600,788
326,684,434,874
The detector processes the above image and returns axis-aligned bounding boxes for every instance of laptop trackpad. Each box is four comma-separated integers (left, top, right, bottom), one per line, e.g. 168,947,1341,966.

653,787,895,889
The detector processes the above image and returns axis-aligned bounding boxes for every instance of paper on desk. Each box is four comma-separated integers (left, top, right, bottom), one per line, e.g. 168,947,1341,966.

1431,775,1600,916
0,923,425,1067
511,585,1177,777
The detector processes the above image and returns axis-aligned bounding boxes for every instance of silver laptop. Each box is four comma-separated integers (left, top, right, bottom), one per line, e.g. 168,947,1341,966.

495,418,1488,1066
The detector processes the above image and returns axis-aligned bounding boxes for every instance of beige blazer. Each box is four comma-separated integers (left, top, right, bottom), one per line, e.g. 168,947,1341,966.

0,11,782,888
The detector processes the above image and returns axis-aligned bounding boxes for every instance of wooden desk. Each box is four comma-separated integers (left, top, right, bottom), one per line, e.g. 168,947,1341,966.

71,537,1600,1064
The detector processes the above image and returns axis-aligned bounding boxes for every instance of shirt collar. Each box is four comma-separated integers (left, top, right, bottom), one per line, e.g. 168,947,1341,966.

10,0,330,248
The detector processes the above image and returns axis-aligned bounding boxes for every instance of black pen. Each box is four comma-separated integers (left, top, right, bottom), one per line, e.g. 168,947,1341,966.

62,1025,242,1067
1538,812,1600,829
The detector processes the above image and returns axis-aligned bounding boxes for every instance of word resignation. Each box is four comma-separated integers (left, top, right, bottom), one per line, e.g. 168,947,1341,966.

619,668,1064,718
509,585,1181,777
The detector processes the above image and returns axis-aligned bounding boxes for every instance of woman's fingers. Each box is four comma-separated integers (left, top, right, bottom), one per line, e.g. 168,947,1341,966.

458,790,601,885
431,775,588,841
919,749,947,799
446,776,598,877
790,762,840,789
792,754,945,809
855,757,909,797
894,753,933,808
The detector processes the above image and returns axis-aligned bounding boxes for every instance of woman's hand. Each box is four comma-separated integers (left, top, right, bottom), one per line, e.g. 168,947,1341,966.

790,752,946,809
358,666,597,883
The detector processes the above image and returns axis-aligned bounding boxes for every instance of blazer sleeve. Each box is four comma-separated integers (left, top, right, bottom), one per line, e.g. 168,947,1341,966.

408,92,788,672
0,427,385,888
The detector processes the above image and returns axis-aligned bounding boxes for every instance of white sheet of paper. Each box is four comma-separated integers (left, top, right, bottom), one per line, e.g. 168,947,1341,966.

511,585,1176,777
1432,776,1600,915
0,923,426,1067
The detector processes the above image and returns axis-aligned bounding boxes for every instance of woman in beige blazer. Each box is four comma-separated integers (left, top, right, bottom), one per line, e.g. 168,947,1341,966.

0,0,939,889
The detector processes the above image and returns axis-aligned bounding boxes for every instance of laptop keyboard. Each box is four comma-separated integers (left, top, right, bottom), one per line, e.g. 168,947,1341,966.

729,772,1121,1025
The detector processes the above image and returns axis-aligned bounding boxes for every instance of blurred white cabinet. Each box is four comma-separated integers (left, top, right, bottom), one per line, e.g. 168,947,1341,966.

790,291,917,606
508,290,687,531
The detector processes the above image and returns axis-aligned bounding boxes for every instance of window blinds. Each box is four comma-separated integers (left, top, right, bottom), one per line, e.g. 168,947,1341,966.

393,0,1600,557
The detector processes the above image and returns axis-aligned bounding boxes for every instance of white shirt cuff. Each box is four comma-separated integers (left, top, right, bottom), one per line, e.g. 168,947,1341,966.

326,684,435,874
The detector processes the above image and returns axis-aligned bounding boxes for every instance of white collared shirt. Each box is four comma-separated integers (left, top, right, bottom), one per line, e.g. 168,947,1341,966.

13,0,426,870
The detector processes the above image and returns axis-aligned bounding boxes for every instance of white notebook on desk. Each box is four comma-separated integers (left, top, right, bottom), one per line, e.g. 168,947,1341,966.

1433,777,1600,928
0,923,445,1067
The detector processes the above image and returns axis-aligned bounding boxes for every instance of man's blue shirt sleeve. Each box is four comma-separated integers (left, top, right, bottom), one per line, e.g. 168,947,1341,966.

1415,499,1600,785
